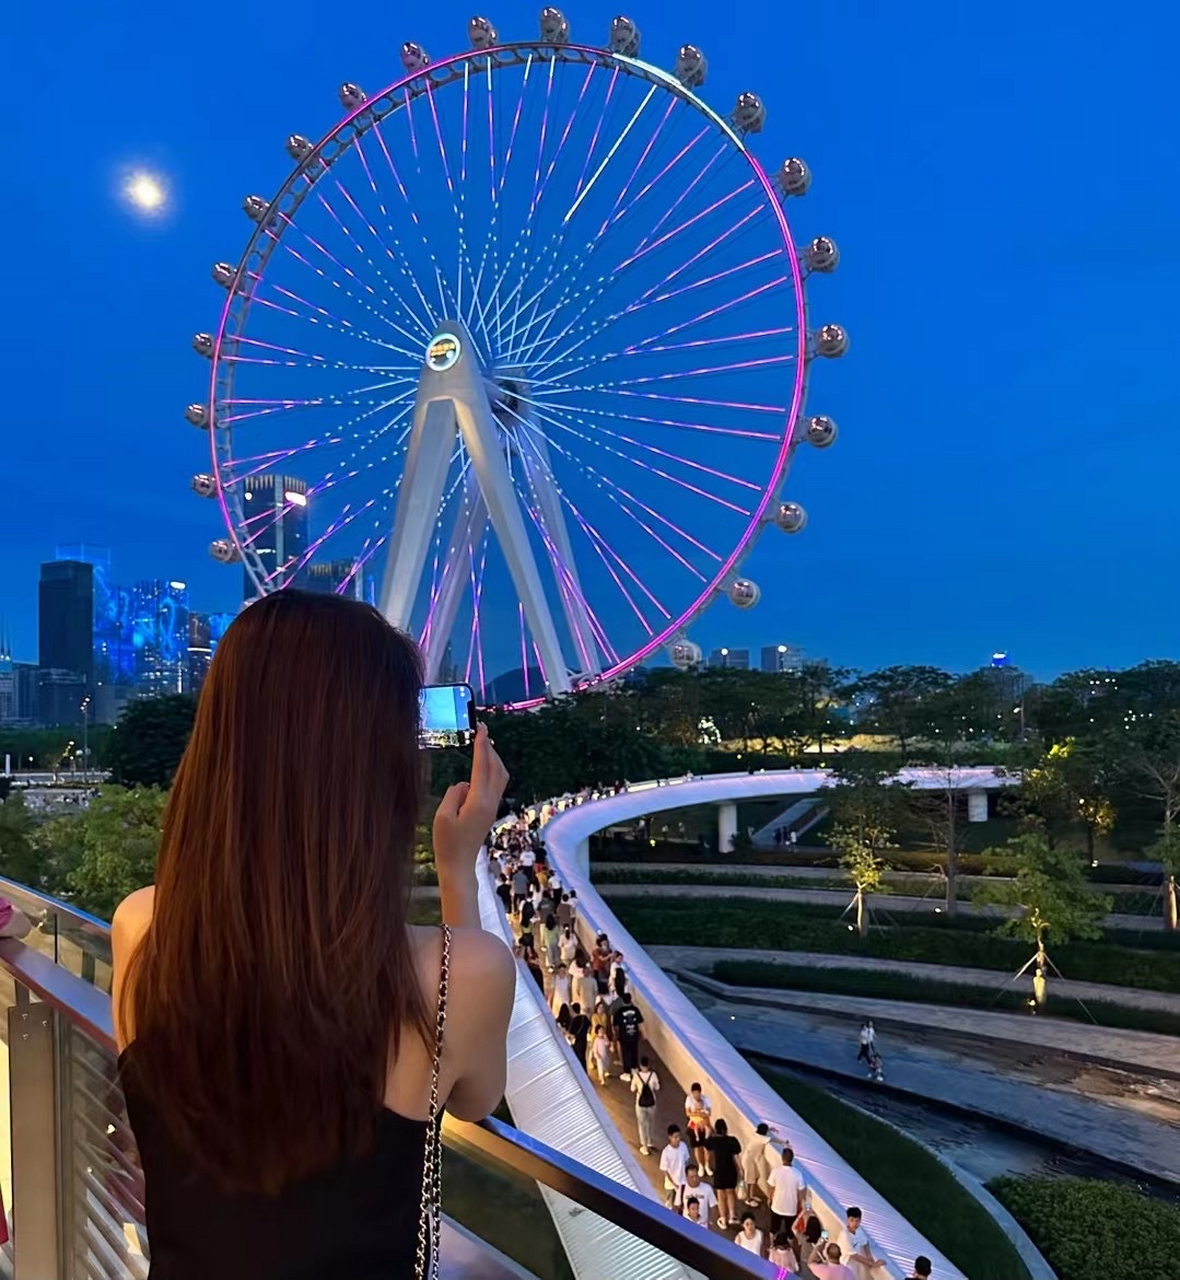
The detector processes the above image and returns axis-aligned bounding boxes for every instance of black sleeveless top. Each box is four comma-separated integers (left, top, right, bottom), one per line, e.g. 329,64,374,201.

118,935,448,1280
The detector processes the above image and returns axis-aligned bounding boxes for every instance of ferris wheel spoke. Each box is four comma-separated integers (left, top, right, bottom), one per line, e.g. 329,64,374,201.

251,286,424,364
520,396,762,498
512,197,773,378
261,498,382,588
625,323,798,357
545,386,789,417
223,335,418,377
616,180,758,274
506,156,757,376
519,499,618,668
483,61,597,357
608,352,799,388
522,400,753,517
274,215,433,352
362,127,454,322
511,389,782,441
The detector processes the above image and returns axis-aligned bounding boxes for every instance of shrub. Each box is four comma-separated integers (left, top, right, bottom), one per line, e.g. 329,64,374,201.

611,898,1180,991
989,1176,1180,1280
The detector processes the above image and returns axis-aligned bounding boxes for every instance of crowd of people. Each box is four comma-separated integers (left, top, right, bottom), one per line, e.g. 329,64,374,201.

485,818,932,1278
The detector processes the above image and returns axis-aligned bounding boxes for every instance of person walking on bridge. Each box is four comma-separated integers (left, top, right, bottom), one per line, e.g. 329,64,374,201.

631,1055,660,1155
611,991,644,1081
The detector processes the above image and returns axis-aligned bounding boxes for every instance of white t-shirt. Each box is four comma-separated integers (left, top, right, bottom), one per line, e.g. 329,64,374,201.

659,1142,690,1190
837,1225,874,1280
768,1163,805,1216
681,1181,717,1222
520,849,535,867
684,1092,712,1124
735,1228,764,1255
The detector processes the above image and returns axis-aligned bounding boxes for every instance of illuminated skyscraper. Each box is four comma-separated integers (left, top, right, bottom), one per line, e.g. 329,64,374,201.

132,580,190,696
761,644,804,674
242,475,309,602
306,560,364,599
708,647,750,670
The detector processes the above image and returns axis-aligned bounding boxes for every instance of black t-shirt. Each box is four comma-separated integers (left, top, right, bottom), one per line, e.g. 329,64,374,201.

568,1013,590,1045
520,901,535,928
706,1133,742,1180
495,883,512,908
612,1004,643,1040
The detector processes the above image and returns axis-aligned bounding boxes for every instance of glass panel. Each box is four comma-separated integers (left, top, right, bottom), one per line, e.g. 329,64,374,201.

63,1023,148,1280
442,1142,577,1280
0,879,113,992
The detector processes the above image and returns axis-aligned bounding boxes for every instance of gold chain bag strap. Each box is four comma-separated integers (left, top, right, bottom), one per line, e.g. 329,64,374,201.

414,924,451,1280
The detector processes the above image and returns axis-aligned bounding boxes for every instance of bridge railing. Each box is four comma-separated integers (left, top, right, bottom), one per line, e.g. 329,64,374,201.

0,880,784,1280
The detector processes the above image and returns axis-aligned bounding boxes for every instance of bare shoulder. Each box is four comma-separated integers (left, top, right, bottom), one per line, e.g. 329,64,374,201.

112,886,155,946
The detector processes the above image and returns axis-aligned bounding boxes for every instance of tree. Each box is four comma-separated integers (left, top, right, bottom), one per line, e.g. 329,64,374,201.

975,828,1111,1006
848,665,952,757
1018,738,1118,858
1125,712,1180,841
1145,830,1179,933
34,786,168,920
0,793,41,889
826,751,906,936
105,695,197,789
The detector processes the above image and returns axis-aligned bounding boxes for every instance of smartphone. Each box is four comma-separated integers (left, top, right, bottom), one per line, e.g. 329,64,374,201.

419,682,476,749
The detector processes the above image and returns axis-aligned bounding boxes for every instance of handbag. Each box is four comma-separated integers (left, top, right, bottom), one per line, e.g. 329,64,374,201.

414,925,451,1280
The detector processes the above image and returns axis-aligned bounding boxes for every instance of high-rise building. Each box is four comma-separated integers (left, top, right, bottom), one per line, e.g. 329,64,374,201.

132,580,190,696
36,668,88,727
53,546,136,717
187,611,236,698
39,559,95,690
708,647,750,670
242,475,309,602
761,644,804,674
306,560,364,599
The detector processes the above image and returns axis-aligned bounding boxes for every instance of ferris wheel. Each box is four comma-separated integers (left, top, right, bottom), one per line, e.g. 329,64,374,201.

189,11,847,706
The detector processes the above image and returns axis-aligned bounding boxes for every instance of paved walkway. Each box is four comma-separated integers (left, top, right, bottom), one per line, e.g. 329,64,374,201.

675,969,1180,1078
599,882,1162,930
646,945,1180,1015
682,989,1180,1186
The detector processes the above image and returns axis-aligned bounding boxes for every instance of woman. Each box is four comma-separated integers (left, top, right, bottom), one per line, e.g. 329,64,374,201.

541,913,561,971
566,1001,591,1072
111,591,515,1280
769,1230,801,1274
571,951,596,1013
705,1117,743,1229
559,925,578,967
734,1212,764,1258
550,962,573,1017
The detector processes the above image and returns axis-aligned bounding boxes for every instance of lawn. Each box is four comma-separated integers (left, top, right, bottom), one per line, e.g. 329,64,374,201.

755,1064,1032,1280
710,959,1180,1036
610,898,1180,992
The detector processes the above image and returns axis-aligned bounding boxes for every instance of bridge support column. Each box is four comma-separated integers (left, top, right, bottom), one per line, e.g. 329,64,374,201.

717,802,738,856
967,790,988,823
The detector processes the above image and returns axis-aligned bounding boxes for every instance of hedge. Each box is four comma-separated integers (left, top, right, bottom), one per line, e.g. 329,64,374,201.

757,1065,1031,1280
610,898,1180,992
989,1176,1180,1280
710,959,1180,1036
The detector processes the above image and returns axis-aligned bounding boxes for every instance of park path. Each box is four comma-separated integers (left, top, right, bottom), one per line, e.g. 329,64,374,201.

645,945,1180,1015
681,987,1180,1186
673,969,1180,1078
598,881,1161,931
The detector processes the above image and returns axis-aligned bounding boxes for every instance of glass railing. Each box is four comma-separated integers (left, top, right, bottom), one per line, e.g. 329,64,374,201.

0,883,788,1280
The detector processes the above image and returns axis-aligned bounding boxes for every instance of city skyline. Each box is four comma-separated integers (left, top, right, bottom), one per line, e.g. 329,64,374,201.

2,1,1176,682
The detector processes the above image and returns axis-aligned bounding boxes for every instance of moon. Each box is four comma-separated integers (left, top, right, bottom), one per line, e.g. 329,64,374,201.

122,170,168,215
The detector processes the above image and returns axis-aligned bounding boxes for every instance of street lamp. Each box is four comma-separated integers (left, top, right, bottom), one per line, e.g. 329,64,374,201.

79,695,92,785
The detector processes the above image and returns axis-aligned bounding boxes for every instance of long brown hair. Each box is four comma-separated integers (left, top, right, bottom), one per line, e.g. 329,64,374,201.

121,590,429,1194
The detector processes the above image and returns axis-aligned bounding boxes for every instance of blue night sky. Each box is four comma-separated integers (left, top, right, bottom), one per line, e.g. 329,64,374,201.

1,0,1176,681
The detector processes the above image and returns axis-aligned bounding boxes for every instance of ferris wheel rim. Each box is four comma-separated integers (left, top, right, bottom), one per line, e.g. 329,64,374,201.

205,36,810,697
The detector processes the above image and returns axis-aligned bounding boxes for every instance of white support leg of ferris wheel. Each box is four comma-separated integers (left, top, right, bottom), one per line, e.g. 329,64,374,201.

379,319,572,696
422,479,488,681
517,430,602,677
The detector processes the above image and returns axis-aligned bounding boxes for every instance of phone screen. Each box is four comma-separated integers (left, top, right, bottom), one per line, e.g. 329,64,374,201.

419,683,476,749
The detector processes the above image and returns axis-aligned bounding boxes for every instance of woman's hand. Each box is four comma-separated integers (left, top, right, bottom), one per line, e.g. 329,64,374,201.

433,725,509,927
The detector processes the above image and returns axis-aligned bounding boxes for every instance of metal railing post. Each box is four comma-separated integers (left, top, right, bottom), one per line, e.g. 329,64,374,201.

8,992,62,1280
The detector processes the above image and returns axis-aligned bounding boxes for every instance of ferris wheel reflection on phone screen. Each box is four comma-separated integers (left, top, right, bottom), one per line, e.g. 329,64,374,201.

419,683,476,749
